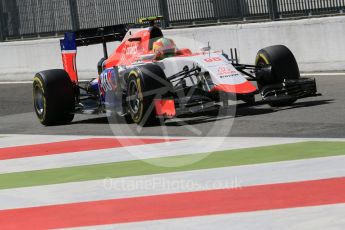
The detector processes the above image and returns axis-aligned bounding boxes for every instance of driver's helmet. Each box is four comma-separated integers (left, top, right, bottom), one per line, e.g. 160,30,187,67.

153,38,177,60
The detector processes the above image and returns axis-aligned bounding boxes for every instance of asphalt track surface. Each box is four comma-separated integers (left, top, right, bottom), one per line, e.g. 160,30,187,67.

0,75,344,137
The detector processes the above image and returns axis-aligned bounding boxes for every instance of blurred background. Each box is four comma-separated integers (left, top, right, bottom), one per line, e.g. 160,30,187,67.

1,0,345,41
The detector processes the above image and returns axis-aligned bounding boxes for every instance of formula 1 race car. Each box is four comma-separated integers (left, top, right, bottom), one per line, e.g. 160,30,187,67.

33,16,319,126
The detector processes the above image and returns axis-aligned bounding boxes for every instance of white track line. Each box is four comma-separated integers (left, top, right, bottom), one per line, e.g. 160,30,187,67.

0,81,33,84
301,72,345,77
72,204,345,230
0,136,324,174
0,80,90,85
1,155,344,210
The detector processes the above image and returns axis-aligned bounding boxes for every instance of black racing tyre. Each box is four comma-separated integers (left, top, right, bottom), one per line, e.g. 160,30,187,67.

255,45,300,107
242,95,256,106
126,64,170,126
33,69,75,126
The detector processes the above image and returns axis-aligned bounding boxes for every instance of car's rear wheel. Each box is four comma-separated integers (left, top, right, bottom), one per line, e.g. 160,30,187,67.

255,45,300,107
126,65,170,126
33,69,75,126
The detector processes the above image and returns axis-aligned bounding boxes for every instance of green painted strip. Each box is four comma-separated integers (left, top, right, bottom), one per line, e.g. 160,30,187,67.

0,141,345,190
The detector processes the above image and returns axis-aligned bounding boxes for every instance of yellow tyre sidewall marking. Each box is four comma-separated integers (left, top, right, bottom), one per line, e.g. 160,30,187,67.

33,76,47,122
129,70,144,123
255,53,270,65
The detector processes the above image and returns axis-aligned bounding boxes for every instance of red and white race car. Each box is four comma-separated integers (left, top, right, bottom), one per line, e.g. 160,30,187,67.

33,16,319,126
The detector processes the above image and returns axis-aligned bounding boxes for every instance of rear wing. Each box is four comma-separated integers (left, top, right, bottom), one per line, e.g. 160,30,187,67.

139,16,163,26
60,24,128,83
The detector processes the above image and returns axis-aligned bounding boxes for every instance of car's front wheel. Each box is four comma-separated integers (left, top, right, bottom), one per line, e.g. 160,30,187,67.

255,45,300,107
